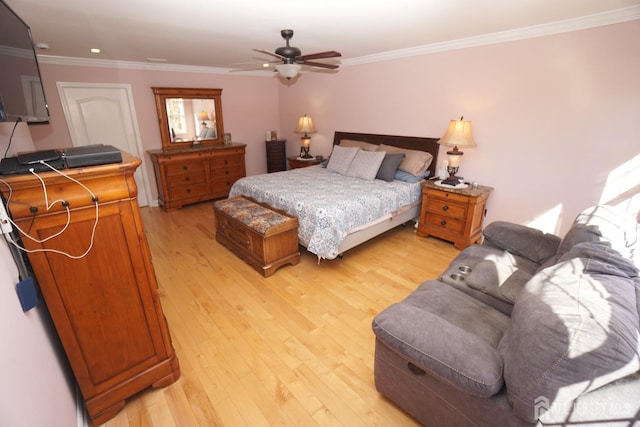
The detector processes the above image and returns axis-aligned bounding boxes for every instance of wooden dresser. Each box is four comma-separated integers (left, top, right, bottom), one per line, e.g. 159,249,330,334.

1,153,180,425
148,143,246,210
417,180,493,250
266,139,287,173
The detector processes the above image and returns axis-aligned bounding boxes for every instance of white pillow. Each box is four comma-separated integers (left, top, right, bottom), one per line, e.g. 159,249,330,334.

347,150,386,181
326,145,359,175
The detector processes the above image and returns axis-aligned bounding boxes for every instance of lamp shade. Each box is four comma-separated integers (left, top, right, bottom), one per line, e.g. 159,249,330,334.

438,117,477,149
276,63,301,79
198,111,210,121
295,115,316,135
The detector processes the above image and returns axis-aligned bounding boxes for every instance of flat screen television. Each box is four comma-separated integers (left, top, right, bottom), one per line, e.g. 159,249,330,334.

0,0,49,123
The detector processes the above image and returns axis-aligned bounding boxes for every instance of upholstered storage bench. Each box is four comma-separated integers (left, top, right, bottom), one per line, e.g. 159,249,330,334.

214,195,300,277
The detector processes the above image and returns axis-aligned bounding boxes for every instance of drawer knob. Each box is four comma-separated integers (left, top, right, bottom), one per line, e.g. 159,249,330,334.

185,177,190,181
442,205,449,211
187,188,191,193
183,165,188,170
440,220,447,226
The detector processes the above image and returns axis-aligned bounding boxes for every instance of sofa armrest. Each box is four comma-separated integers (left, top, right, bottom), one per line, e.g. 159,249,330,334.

482,221,561,264
372,281,510,398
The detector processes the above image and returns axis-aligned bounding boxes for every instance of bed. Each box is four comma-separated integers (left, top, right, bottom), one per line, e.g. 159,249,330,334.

229,131,440,260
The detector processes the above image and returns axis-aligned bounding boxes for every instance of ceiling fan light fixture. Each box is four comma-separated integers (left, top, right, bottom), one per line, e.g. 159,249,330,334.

276,63,301,79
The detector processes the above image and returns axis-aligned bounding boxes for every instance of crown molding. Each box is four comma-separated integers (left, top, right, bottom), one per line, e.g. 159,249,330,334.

342,5,640,66
37,5,640,72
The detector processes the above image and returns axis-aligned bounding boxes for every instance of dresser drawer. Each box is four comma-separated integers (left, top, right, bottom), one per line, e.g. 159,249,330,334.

425,213,465,234
211,155,244,170
425,198,468,220
165,162,205,176
167,170,206,188
168,182,210,200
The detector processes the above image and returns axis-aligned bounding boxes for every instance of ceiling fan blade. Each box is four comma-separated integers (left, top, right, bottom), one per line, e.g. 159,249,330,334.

252,48,285,60
298,50,342,61
301,61,339,70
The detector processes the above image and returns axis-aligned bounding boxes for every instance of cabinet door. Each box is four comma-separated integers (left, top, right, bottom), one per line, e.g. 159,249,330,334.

17,202,172,398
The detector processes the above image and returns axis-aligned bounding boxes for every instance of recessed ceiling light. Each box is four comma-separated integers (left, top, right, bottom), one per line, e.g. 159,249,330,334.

146,58,167,63
35,42,49,50
90,48,101,54
262,63,270,68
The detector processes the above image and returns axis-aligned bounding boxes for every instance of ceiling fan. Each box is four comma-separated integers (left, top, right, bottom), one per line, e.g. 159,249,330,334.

253,29,342,79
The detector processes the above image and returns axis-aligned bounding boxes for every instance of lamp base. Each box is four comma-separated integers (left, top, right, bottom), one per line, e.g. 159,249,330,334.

300,154,313,159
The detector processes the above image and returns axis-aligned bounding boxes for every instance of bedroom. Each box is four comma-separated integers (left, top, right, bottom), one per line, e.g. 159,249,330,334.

1,1,639,425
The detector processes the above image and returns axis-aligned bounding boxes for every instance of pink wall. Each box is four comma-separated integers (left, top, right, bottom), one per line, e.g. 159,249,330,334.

22,19,639,234
30,66,281,202
278,21,640,236
0,123,77,427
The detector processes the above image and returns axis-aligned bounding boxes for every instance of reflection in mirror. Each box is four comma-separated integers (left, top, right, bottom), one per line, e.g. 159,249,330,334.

166,98,218,142
152,87,224,150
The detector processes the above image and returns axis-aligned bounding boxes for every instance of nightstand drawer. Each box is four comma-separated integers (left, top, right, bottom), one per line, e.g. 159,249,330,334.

425,188,470,204
425,213,465,234
426,199,467,220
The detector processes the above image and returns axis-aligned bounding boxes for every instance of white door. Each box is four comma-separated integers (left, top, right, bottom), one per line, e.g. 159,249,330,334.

56,82,152,206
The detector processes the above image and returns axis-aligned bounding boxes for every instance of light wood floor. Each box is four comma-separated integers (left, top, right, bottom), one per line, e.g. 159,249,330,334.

103,201,460,427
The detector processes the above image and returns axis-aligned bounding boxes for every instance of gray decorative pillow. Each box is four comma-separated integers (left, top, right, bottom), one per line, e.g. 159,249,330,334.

346,149,386,181
375,153,405,182
326,145,359,175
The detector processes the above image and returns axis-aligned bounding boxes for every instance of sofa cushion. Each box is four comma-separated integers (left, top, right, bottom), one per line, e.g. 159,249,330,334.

555,205,639,261
500,241,640,422
372,280,510,398
483,221,561,264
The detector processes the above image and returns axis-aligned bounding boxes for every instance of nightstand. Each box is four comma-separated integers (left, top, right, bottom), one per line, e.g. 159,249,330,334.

288,156,323,169
416,180,493,250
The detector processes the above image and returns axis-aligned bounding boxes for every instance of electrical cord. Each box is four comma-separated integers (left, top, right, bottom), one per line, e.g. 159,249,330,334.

3,117,22,159
1,160,100,259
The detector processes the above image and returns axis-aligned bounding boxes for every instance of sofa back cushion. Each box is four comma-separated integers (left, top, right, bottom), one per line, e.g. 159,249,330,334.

555,205,639,262
500,241,640,423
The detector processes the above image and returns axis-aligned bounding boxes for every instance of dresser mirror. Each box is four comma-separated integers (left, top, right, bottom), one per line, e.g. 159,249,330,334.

152,87,225,149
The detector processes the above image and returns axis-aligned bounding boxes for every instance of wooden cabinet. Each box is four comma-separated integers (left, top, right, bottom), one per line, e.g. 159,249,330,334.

287,156,324,169
2,153,179,426
148,144,246,211
416,180,493,250
266,139,287,173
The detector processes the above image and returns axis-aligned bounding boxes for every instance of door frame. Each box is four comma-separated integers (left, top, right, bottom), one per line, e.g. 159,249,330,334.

56,82,154,207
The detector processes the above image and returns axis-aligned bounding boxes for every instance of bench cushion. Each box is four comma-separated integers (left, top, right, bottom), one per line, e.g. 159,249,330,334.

214,196,292,235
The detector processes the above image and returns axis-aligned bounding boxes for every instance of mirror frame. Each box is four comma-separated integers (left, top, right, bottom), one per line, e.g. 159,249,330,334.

152,87,225,150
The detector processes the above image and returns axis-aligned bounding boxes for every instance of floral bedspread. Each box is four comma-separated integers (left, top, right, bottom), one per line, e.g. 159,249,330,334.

229,166,422,259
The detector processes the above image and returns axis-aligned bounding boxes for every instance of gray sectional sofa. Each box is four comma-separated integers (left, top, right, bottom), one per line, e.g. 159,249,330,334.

372,205,640,426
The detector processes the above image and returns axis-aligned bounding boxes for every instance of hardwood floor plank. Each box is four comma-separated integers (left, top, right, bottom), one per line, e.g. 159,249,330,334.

102,201,459,426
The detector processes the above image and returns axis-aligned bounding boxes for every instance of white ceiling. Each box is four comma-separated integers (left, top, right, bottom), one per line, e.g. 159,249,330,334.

8,0,640,72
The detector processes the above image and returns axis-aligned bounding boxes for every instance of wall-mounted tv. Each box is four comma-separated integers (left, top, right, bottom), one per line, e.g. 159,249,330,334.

0,0,49,123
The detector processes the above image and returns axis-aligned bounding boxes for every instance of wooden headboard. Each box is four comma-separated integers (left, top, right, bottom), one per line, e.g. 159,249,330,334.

333,131,440,178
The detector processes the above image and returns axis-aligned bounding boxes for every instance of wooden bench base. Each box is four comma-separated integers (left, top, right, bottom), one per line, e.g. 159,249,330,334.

214,196,300,277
